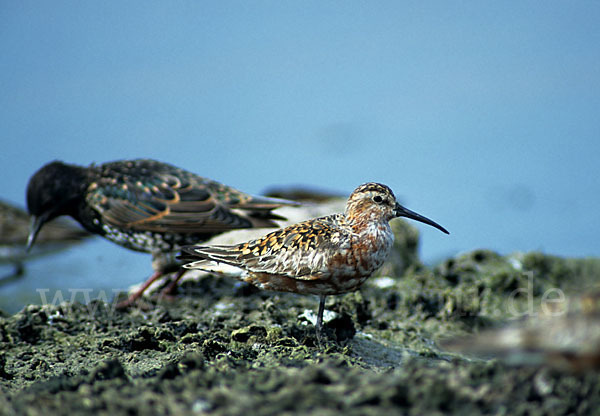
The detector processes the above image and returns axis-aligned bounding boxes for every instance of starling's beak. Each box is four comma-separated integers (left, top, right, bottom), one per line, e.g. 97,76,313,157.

26,215,46,252
394,203,449,234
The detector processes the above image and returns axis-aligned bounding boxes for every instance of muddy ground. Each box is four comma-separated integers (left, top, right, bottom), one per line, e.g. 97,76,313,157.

1,221,600,415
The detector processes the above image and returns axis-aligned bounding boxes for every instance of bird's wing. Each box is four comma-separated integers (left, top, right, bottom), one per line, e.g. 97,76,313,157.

180,215,351,280
85,159,294,234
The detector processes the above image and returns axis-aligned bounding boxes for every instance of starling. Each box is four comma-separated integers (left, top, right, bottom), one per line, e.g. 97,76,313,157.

26,159,297,307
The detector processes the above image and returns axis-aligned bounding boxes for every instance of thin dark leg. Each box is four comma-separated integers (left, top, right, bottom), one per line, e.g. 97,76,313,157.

316,295,326,347
115,270,164,309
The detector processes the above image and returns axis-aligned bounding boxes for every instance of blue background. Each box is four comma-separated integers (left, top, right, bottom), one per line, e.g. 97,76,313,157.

1,2,598,311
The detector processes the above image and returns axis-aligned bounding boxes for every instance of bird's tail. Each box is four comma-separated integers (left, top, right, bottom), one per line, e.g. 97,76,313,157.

237,195,301,228
178,245,244,276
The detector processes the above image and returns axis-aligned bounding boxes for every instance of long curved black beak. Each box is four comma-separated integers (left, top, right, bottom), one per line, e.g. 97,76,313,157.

26,215,46,252
395,203,449,234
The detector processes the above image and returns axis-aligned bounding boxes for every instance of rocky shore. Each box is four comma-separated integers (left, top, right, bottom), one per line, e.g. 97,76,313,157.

1,221,599,415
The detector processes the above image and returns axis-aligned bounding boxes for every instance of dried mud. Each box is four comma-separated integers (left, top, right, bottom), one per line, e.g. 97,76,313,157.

1,221,600,415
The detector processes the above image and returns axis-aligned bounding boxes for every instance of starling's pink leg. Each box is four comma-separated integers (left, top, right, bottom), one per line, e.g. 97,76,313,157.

159,268,187,298
115,270,165,309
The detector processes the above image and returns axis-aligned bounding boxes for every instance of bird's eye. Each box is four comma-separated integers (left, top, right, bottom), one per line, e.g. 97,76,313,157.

373,195,383,203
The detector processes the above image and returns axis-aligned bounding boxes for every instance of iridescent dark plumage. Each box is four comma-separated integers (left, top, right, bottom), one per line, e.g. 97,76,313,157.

180,182,448,344
0,199,90,285
26,159,297,307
